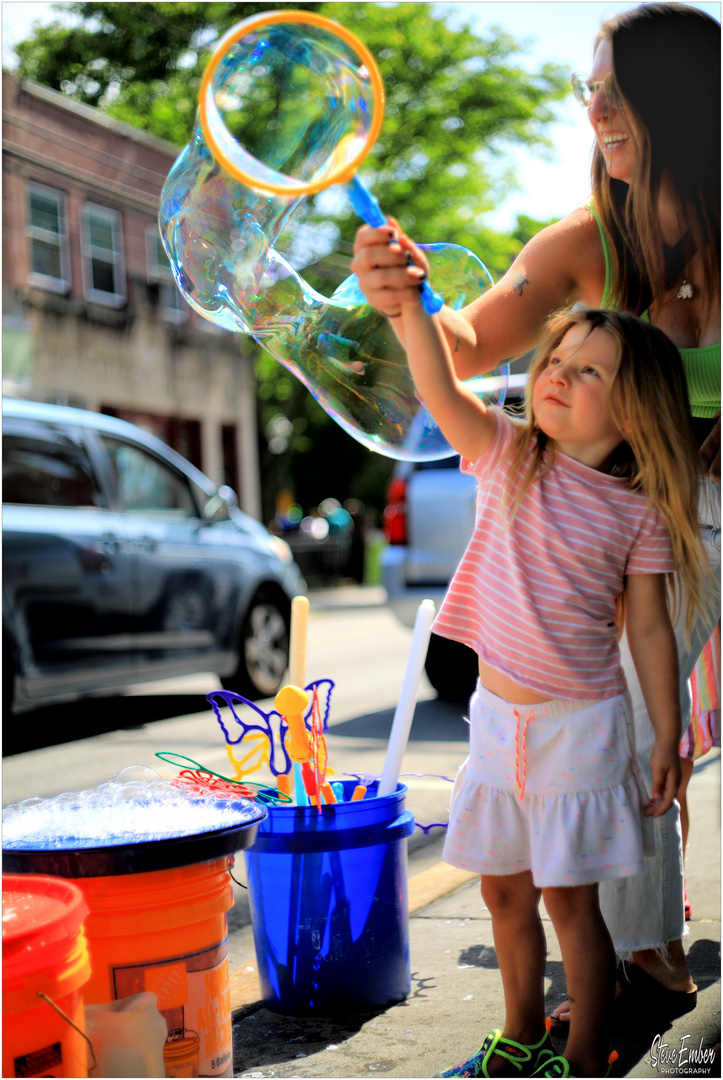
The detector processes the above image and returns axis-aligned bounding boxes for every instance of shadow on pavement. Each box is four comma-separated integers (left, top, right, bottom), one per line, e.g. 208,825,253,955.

330,697,470,743
546,936,721,1077
3,694,211,756
232,964,439,1076
686,937,722,1000
232,1004,385,1075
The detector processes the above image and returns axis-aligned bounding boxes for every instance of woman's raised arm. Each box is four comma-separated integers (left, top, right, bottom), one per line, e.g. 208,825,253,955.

351,206,605,379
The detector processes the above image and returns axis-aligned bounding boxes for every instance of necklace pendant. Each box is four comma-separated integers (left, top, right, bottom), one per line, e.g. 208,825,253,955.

676,280,694,300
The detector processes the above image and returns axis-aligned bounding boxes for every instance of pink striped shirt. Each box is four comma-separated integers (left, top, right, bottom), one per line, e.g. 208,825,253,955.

433,411,675,700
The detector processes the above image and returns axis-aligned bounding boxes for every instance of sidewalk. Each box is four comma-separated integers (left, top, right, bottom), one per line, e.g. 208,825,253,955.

230,750,720,1078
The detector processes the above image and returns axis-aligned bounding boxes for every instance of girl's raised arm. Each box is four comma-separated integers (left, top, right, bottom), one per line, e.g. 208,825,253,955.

401,300,497,465
351,207,604,380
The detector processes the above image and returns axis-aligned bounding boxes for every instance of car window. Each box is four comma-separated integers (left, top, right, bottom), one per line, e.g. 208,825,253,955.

100,436,198,517
2,424,105,507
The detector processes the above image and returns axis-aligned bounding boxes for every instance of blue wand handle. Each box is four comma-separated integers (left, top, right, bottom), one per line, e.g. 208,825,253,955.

344,176,444,314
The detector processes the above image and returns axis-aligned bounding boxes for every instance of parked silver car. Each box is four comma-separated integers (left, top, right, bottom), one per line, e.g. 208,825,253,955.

3,398,305,712
381,377,527,701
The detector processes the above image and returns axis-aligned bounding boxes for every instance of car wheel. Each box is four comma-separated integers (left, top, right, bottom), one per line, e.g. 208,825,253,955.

221,592,290,701
424,633,478,703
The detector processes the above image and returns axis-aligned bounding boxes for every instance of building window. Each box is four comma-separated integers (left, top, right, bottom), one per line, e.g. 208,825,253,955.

146,227,187,323
26,183,71,292
81,203,126,306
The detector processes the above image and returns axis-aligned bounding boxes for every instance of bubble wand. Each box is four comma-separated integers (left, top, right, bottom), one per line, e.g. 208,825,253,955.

378,599,436,798
205,679,335,786
287,595,310,806
160,10,507,461
197,10,443,315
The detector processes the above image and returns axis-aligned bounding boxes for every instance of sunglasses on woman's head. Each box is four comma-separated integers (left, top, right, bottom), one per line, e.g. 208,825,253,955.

571,71,625,110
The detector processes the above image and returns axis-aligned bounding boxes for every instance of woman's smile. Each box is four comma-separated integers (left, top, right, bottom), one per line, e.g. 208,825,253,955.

589,38,636,184
600,131,630,153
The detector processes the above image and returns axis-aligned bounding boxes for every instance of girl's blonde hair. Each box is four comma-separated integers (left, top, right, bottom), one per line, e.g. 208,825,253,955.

505,308,709,639
591,3,720,317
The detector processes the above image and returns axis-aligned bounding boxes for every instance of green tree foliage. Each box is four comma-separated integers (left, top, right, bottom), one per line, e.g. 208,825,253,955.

511,213,561,249
15,2,570,522
16,2,568,273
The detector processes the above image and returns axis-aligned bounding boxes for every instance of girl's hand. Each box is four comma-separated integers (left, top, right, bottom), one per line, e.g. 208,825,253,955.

700,414,721,482
351,218,430,319
645,741,682,817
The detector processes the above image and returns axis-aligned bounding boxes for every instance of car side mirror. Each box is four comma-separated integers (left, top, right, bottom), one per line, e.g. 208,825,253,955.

203,485,239,523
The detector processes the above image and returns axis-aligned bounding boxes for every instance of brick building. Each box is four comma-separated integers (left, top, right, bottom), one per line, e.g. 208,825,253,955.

2,73,261,519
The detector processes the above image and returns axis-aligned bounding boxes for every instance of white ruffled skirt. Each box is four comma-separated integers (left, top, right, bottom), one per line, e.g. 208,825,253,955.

443,682,655,888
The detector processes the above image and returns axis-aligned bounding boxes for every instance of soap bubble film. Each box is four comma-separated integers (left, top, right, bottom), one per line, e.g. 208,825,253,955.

3,775,261,850
160,13,507,461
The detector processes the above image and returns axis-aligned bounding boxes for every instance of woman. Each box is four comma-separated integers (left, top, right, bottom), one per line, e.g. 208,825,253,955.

351,1,720,1019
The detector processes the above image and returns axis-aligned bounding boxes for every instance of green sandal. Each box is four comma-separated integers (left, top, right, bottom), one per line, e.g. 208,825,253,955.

437,1025,556,1078
530,1050,619,1077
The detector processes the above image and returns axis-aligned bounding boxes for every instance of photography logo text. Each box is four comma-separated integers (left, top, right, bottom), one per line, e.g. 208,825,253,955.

646,1033,717,1075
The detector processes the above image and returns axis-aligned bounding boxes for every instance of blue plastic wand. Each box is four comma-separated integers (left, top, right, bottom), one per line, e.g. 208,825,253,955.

344,176,444,315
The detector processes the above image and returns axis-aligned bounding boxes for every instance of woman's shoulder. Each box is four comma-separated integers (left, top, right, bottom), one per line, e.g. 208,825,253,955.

519,207,607,308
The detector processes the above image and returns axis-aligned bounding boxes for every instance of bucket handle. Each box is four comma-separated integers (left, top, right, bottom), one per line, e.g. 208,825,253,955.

37,992,99,1074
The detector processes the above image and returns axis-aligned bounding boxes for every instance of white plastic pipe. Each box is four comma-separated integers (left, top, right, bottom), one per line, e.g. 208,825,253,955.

288,595,309,688
378,599,436,798
287,595,310,805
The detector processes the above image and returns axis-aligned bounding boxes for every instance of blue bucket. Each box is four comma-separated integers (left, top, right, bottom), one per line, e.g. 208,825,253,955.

244,780,415,1015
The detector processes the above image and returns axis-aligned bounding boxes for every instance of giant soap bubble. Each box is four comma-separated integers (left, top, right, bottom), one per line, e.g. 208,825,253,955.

160,9,507,461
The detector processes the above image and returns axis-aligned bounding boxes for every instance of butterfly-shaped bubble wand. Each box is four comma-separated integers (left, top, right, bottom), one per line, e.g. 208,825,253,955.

206,678,333,776
204,678,335,799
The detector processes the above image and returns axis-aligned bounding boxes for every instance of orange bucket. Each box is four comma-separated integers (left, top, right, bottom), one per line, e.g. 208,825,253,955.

3,874,91,1078
76,856,234,1078
3,792,264,1078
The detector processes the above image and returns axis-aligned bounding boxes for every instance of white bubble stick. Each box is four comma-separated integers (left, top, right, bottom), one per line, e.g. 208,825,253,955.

288,595,309,688
288,595,310,806
378,599,436,798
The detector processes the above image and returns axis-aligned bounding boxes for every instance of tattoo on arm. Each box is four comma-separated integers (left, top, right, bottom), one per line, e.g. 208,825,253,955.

511,274,530,297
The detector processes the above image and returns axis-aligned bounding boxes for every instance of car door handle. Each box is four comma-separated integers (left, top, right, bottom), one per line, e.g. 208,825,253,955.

100,532,124,555
133,535,158,554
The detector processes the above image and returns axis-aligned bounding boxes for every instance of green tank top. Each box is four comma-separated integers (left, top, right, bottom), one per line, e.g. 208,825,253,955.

589,203,720,418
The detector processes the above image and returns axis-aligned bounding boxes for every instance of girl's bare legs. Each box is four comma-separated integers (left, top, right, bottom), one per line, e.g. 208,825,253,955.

543,884,615,1077
480,872,547,1076
553,765,698,1029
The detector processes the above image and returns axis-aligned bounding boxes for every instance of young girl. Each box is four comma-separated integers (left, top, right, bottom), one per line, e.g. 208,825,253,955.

397,300,709,1079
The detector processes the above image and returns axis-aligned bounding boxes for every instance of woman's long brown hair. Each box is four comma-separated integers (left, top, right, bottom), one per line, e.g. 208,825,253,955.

591,3,720,318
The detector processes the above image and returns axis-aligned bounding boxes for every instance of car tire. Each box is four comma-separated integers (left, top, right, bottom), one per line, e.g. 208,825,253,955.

424,633,478,703
221,591,290,701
